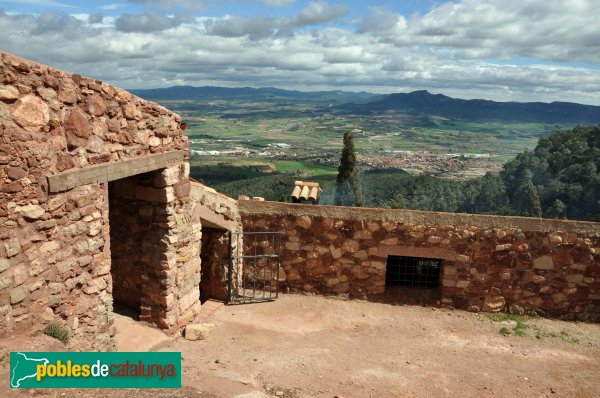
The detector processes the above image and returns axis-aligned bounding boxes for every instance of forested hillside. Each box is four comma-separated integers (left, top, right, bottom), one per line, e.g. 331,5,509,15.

501,124,600,221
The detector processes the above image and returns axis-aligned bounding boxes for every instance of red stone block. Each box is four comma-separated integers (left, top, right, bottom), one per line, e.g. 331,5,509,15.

64,108,90,148
552,251,574,267
174,181,191,199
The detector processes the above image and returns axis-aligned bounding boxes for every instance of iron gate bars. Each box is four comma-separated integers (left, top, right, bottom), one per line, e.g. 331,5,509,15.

227,231,283,304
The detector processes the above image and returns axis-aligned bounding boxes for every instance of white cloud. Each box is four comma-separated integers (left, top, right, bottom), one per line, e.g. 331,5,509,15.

115,12,192,32
204,2,348,39
204,15,277,39
291,1,348,26
358,7,406,35
1,0,75,8
101,3,126,11
88,13,104,24
70,13,90,22
29,11,86,35
126,0,205,11
0,1,599,105
260,0,294,7
367,0,600,64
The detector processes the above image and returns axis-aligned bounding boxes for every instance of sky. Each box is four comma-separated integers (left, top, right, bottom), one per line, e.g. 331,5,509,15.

1,0,599,104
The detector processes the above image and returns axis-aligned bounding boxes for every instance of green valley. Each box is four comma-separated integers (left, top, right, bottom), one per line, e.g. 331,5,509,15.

133,87,600,220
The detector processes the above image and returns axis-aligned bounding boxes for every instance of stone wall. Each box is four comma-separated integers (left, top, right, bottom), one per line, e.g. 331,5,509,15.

0,51,199,350
108,167,201,332
190,181,242,302
199,228,231,302
240,201,600,321
190,180,240,231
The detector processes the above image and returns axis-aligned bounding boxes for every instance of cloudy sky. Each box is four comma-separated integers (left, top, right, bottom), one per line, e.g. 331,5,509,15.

1,0,599,104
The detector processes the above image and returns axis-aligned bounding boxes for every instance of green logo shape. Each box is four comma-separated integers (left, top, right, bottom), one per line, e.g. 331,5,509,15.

10,352,181,389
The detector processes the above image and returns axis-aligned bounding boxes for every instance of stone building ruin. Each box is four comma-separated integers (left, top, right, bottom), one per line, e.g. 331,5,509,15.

0,51,225,350
1,52,599,351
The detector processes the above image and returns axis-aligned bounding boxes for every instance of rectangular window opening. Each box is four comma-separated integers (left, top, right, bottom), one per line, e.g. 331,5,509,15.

385,256,441,289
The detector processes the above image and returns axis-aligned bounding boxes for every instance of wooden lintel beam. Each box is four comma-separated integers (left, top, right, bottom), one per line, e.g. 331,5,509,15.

47,150,185,193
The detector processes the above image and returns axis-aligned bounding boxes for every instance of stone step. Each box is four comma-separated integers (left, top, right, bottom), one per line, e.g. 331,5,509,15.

197,299,224,322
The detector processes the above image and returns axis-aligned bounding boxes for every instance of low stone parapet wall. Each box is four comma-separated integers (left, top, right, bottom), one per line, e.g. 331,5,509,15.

240,201,600,321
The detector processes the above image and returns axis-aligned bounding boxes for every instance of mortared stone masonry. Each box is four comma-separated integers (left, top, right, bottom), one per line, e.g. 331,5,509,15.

0,51,201,350
240,201,600,321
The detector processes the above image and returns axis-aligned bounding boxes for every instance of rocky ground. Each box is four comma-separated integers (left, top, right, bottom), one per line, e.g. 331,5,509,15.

2,294,600,397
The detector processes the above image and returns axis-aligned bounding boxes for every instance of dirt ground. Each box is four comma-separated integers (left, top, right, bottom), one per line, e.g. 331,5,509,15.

2,294,600,398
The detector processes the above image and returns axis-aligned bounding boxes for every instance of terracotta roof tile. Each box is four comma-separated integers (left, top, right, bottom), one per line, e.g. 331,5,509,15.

290,180,321,203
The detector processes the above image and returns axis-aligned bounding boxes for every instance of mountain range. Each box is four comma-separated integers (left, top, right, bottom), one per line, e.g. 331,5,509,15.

130,85,374,104
333,90,600,124
131,86,600,124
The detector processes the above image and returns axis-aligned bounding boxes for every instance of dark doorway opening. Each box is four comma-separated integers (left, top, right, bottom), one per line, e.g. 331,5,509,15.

199,227,230,303
109,178,142,320
386,256,441,288
108,170,168,323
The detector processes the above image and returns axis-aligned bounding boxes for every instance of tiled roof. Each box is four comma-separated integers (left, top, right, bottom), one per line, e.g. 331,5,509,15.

291,181,320,202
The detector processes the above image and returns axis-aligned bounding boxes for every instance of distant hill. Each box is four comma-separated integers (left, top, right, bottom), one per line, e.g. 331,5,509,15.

131,85,376,104
132,86,600,124
333,90,600,124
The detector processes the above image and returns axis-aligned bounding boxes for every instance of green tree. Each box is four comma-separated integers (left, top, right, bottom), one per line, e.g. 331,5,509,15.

472,172,509,214
546,198,566,218
335,132,364,206
386,192,406,209
501,124,600,220
517,180,542,217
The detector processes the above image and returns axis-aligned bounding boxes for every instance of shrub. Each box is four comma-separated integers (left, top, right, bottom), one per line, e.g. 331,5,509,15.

43,323,69,344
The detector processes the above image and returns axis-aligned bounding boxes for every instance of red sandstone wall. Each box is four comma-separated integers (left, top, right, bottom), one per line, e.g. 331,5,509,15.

199,228,230,302
0,52,199,349
190,181,243,302
240,201,600,321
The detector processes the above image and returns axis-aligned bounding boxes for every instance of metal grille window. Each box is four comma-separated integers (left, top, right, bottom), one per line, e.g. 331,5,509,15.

385,256,441,288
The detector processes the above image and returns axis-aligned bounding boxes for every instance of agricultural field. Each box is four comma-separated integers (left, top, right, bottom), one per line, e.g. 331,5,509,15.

159,98,568,192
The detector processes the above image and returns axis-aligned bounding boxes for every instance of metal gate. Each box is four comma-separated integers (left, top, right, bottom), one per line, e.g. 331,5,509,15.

227,231,282,304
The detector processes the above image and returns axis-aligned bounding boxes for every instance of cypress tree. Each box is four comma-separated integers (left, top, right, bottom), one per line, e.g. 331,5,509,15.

335,132,364,206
